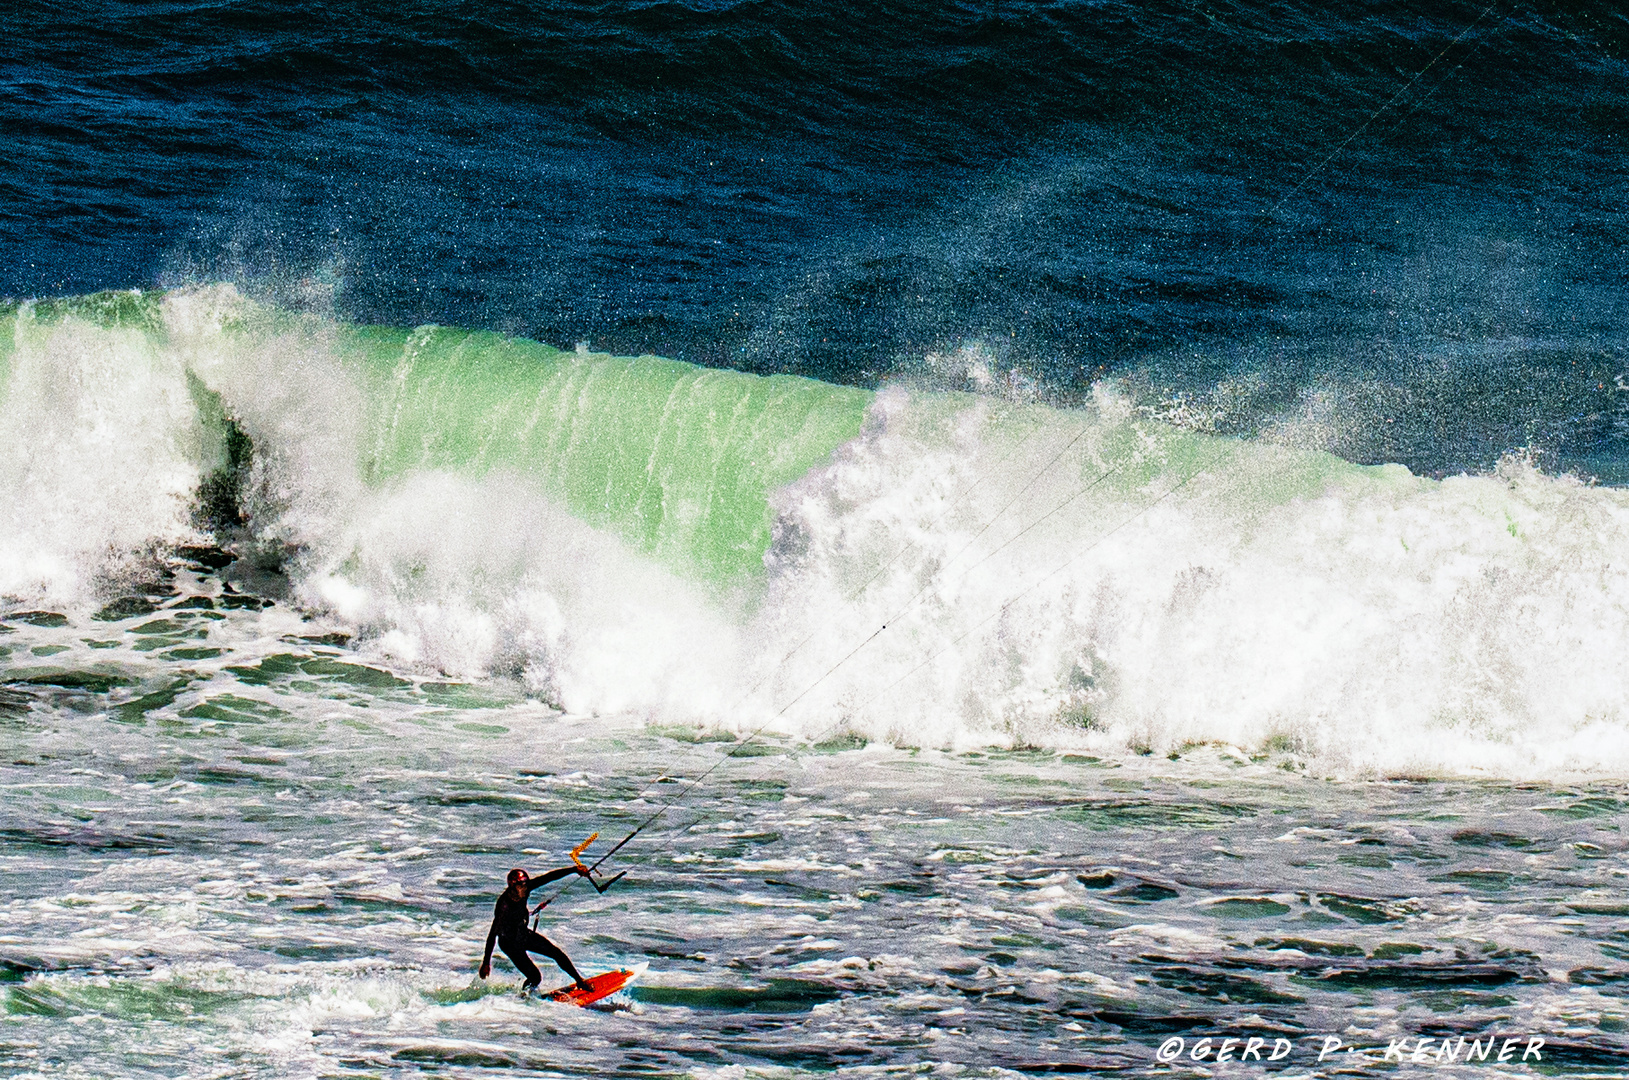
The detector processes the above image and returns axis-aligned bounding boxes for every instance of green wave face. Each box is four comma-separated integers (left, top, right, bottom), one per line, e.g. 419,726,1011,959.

344,325,871,586
2,288,871,591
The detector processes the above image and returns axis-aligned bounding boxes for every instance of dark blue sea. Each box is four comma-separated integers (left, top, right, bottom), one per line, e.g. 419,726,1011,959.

9,1,1628,475
5,4,1629,1077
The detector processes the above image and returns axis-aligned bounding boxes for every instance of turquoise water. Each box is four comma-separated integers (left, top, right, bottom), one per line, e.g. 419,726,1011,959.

4,290,870,588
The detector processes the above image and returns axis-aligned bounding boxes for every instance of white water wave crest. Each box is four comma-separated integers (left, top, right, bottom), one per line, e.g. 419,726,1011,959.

5,287,1629,778
753,385,1629,777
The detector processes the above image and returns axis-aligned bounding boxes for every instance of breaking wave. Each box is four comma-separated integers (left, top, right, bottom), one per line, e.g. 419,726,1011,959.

5,287,1629,778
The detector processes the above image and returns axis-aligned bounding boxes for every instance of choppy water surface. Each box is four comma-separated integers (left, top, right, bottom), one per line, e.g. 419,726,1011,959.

3,560,1627,1078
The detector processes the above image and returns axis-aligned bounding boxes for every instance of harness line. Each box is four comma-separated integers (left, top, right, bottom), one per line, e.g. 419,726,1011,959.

553,417,1095,888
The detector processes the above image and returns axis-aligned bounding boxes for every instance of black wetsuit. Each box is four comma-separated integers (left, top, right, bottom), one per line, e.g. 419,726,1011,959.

485,867,588,990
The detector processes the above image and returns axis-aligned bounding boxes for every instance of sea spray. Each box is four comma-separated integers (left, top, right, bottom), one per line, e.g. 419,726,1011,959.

4,289,1629,775
304,469,746,718
757,384,1629,775
0,295,208,605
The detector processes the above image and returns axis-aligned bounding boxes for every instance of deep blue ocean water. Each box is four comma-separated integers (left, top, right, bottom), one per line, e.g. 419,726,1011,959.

8,1,1628,476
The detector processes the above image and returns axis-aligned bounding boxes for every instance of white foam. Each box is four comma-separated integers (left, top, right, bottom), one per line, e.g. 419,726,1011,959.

165,287,749,721
0,298,204,605
10,291,1629,778
297,469,746,718
749,384,1629,777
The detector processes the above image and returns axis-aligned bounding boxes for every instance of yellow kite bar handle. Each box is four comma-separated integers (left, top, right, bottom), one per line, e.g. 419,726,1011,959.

565,832,627,895
570,833,599,870
532,833,619,921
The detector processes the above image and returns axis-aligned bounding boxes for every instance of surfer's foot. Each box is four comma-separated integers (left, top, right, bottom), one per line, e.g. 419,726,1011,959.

575,980,593,993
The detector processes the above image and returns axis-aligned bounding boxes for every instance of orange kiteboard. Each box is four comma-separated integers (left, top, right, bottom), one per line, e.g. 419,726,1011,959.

548,962,648,1007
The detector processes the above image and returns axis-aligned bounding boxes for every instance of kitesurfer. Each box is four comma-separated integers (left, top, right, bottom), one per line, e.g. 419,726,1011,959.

479,865,594,993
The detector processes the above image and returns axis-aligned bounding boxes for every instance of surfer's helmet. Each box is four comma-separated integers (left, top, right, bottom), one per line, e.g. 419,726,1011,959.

507,868,528,886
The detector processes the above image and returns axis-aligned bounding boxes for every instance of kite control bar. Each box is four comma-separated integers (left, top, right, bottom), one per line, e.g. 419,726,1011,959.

531,833,627,921
570,833,628,894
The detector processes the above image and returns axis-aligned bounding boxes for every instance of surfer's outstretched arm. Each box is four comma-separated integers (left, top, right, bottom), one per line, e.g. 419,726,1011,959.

479,917,499,979
520,864,589,895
